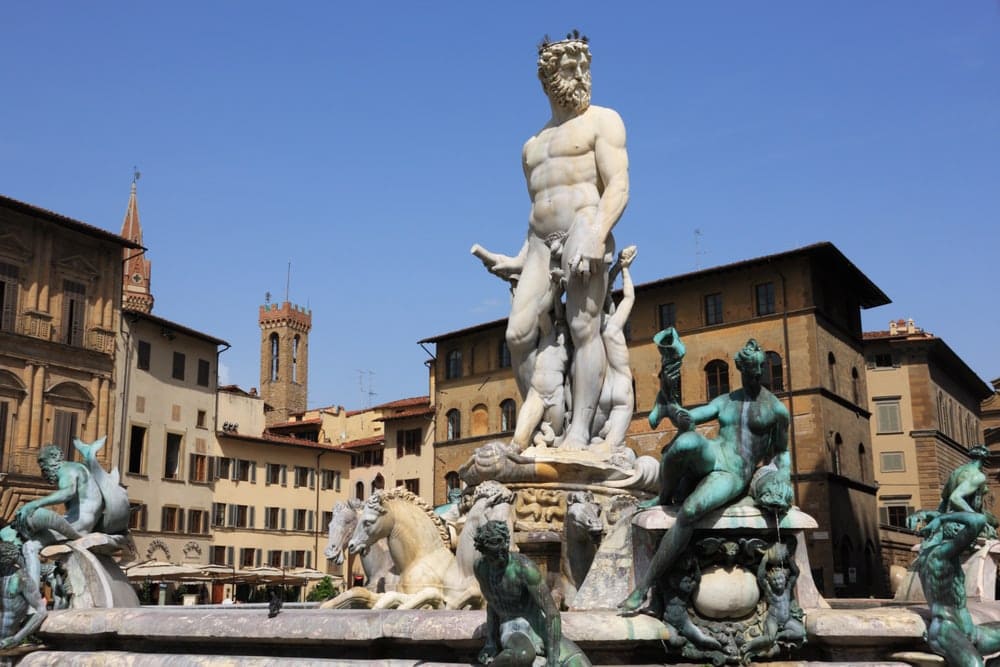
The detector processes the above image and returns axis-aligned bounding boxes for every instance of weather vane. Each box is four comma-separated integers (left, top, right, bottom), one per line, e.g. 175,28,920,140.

132,166,141,185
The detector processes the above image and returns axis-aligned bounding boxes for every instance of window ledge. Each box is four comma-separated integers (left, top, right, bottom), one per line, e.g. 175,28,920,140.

161,477,186,484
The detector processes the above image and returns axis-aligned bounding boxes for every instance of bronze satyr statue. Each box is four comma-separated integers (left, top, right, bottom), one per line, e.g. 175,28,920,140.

473,520,589,666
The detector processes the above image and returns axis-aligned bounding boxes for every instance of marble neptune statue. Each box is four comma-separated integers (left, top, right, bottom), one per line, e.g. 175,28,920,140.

472,31,629,451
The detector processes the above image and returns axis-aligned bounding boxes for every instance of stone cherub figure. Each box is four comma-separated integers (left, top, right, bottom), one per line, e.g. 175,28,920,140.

473,520,589,667
472,30,629,451
620,338,792,613
14,437,130,585
0,540,47,650
659,556,721,652
915,511,1000,667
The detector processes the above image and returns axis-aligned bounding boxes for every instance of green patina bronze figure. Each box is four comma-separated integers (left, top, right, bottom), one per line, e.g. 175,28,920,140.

13,437,130,586
620,337,792,614
473,520,589,667
915,511,1000,667
0,540,47,649
907,445,997,538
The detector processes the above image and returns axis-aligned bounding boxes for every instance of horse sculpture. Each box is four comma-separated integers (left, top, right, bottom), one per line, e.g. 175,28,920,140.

323,499,398,594
324,487,482,610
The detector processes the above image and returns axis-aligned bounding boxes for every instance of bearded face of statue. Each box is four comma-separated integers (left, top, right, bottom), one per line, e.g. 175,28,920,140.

542,49,591,115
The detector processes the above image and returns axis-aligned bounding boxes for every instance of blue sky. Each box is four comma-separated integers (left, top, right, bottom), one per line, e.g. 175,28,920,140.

3,3,998,407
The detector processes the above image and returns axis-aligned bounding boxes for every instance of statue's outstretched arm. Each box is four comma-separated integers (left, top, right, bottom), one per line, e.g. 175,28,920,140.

948,476,983,514
524,560,561,665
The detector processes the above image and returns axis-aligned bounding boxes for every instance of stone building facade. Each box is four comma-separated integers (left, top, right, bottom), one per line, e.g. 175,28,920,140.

421,242,890,597
0,194,139,520
863,319,992,574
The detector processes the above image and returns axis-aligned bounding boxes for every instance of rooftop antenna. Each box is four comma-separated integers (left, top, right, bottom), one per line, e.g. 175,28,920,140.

264,291,271,305
132,166,141,185
694,228,707,270
285,261,291,304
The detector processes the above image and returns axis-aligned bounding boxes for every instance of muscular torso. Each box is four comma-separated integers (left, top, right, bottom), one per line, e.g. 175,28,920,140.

524,109,605,237
714,390,782,480
63,463,101,530
476,555,545,631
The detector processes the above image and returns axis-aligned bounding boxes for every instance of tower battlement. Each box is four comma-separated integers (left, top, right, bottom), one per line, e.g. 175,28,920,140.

259,301,312,333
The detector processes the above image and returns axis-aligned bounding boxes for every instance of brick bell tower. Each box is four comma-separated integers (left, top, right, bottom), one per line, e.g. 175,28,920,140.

259,299,312,425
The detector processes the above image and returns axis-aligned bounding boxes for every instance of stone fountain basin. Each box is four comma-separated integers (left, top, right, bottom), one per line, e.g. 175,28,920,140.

16,604,954,665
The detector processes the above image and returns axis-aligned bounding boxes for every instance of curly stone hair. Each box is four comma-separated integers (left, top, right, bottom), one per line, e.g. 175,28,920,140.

0,540,22,576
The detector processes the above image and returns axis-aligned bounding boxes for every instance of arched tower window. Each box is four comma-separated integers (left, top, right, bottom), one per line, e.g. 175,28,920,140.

446,409,461,441
445,471,460,492
705,360,729,399
858,442,867,482
832,432,843,476
500,399,516,432
269,333,279,382
851,367,860,405
498,340,511,369
355,481,364,500
292,335,300,383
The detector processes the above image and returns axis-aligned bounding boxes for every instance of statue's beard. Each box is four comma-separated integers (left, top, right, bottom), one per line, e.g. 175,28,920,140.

545,73,591,114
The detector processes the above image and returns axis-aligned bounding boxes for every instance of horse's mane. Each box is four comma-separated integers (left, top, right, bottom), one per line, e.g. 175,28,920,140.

369,487,451,548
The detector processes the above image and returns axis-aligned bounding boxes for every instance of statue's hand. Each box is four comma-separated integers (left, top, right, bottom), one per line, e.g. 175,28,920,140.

471,244,522,282
672,408,693,431
0,636,16,650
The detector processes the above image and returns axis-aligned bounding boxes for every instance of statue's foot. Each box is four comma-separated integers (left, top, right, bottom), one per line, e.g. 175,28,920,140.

617,588,647,615
560,436,589,451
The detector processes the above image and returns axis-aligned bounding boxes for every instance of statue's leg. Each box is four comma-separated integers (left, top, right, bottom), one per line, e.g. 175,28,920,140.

972,621,1000,656
22,540,43,589
621,471,743,613
561,251,610,450
513,389,545,450
928,617,981,667
506,242,552,398
640,431,707,509
26,508,83,544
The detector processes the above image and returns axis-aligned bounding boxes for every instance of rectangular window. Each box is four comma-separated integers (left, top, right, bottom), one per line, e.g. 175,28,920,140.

266,463,282,486
267,550,282,567
291,550,307,568
657,302,676,330
212,503,226,527
216,457,231,480
321,469,335,490
188,509,208,534
52,409,78,461
127,425,146,475
875,400,902,434
294,466,310,488
62,280,86,346
236,459,252,482
137,340,151,370
197,359,210,387
396,428,422,457
322,510,333,529
172,352,185,380
264,507,280,529
164,433,182,479
880,504,914,529
704,293,723,326
189,454,209,483
210,546,227,565
129,503,147,531
293,509,307,531
0,262,19,332
880,451,905,472
161,506,181,532
232,504,249,528
196,410,207,429
404,478,420,495
240,548,256,568
873,353,893,368
755,282,775,316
